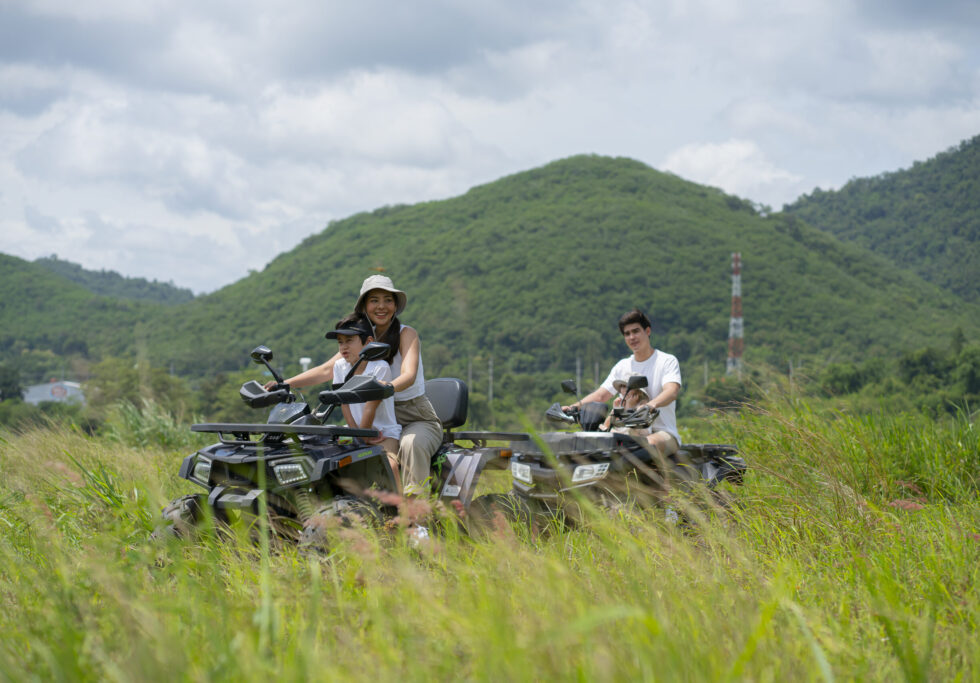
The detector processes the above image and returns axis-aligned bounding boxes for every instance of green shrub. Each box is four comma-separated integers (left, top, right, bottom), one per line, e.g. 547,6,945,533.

101,399,207,450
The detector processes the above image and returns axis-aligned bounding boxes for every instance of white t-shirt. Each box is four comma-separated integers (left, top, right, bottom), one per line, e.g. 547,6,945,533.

332,358,402,441
600,350,682,445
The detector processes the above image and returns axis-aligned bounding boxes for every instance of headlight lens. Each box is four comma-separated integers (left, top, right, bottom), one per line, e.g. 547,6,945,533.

571,462,610,483
511,461,533,484
192,456,212,484
273,462,308,485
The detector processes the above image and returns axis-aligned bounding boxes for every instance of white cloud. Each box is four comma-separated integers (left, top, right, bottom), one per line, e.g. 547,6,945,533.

22,0,169,23
1,0,978,291
662,139,804,208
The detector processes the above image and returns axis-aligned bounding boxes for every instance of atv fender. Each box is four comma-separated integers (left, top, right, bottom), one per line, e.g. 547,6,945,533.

438,448,509,508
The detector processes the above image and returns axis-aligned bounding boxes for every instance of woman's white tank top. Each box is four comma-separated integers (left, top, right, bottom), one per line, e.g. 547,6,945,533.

390,324,426,401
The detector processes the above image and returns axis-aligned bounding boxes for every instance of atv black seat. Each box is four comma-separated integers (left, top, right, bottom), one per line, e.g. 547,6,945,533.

426,378,468,428
426,378,530,444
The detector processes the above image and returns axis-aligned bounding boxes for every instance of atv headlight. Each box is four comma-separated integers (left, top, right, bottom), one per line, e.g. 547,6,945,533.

273,462,308,486
571,462,610,483
192,456,212,484
511,461,533,484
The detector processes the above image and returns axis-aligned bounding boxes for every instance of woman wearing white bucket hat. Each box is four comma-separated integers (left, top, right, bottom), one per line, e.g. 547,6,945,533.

353,275,442,496
273,274,441,497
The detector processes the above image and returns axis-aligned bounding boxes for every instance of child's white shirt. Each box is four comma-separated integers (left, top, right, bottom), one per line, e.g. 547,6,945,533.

332,358,402,440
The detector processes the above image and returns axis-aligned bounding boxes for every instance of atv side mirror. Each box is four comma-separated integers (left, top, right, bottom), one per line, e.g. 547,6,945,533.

560,380,578,395
250,345,284,384
251,345,274,364
360,342,390,362
626,375,648,391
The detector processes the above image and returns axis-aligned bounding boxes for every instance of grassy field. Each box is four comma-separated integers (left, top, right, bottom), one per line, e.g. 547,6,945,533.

1,399,978,681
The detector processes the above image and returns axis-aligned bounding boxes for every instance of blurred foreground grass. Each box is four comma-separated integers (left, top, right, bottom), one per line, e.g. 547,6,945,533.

1,400,978,681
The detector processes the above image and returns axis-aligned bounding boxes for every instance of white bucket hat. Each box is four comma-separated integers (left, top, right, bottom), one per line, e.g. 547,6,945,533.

355,274,407,315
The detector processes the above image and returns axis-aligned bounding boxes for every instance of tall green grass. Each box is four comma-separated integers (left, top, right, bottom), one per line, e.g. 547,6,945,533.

1,399,977,680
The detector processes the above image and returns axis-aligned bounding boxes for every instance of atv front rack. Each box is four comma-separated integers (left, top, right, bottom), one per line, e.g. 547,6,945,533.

191,422,378,445
450,431,531,446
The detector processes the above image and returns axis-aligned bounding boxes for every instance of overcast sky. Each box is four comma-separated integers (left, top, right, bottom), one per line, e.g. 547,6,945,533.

2,0,979,293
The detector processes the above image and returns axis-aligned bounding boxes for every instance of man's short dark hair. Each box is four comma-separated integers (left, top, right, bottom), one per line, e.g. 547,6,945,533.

618,308,651,334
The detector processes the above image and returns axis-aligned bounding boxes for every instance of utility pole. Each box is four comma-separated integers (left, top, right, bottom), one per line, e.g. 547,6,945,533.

576,356,581,393
726,252,744,378
488,356,493,406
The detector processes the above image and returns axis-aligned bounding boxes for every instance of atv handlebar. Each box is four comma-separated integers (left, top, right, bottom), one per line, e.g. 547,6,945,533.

546,401,658,431
546,401,608,431
318,374,394,406
546,402,577,423
611,405,659,429
240,380,293,409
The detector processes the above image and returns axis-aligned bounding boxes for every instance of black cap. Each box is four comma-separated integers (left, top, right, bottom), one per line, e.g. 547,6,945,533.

324,316,373,340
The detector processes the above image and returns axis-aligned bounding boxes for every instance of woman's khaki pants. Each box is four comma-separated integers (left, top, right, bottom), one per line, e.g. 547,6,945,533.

394,395,443,496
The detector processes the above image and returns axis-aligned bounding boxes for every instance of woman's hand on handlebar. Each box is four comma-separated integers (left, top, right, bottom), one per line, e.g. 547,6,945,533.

263,380,289,392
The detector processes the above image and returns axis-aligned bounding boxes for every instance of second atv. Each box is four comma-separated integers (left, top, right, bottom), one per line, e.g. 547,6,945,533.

478,376,747,528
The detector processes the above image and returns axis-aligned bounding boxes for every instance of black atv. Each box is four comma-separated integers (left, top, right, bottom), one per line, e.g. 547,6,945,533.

154,343,527,542
480,376,746,528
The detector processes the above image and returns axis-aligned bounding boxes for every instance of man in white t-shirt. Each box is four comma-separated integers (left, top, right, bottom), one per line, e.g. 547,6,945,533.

326,314,404,491
563,308,682,455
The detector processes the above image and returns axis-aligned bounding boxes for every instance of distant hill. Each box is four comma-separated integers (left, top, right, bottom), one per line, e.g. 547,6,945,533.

3,155,979,401
33,255,195,304
0,253,158,381
785,135,980,302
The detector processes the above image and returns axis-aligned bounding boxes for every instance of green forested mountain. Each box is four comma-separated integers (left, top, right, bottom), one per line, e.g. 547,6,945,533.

785,135,980,302
2,155,979,399
141,156,978,380
33,255,195,304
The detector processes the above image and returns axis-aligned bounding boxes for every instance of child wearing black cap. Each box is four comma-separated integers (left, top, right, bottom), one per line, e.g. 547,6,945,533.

325,314,403,492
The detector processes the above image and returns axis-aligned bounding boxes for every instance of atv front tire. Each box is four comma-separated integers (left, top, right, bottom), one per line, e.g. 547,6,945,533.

299,496,382,551
151,494,205,540
467,493,535,535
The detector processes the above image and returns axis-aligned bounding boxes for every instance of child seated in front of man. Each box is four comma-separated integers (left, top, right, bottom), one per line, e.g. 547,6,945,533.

599,375,652,437
325,314,403,493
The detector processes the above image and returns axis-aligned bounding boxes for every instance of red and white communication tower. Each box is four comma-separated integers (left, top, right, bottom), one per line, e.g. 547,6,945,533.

726,252,744,376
